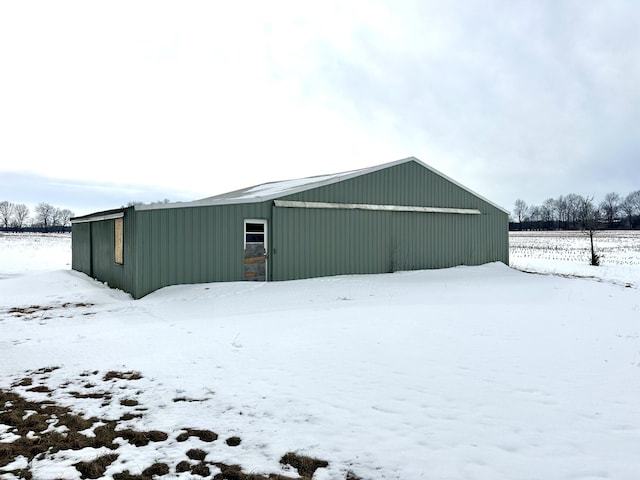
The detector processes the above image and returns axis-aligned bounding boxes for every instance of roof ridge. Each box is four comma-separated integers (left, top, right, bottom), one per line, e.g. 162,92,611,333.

134,157,509,214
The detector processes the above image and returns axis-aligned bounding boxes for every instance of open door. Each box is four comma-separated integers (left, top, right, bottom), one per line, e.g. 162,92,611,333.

243,220,267,281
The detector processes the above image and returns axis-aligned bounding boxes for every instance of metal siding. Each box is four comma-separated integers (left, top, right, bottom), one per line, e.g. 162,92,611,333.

71,222,91,274
281,160,503,214
131,202,271,298
72,209,136,294
272,207,394,281
272,160,508,279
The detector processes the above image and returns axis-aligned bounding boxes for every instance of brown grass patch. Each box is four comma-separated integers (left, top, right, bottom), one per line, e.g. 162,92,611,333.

1,369,341,480
12,377,33,387
118,429,168,447
143,462,170,477
74,453,119,479
119,412,143,421
62,302,94,308
176,428,218,442
103,370,142,381
26,385,51,393
33,366,60,375
190,462,210,476
69,391,111,400
186,448,207,461
172,396,208,403
8,305,53,316
280,452,329,478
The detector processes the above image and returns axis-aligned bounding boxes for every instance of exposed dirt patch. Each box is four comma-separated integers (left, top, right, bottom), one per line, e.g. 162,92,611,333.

186,448,207,461
69,390,111,400
74,453,119,479
176,428,218,442
280,452,329,478
112,462,170,480
173,396,209,403
6,303,94,320
7,305,53,316
190,462,211,476
26,384,51,393
0,369,347,480
103,370,143,381
11,377,33,387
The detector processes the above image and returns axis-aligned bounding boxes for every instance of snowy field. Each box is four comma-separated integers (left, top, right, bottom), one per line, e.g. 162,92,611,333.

510,230,640,288
1,232,640,479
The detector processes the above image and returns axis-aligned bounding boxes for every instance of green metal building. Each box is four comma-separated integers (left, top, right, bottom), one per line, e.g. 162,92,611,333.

71,157,509,298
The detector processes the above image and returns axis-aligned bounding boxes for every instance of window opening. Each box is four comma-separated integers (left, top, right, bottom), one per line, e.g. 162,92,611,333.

245,222,265,245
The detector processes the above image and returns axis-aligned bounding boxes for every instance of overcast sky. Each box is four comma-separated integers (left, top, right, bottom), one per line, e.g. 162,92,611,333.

1,1,639,217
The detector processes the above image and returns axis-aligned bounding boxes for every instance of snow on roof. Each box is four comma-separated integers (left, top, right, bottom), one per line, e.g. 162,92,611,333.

197,170,358,203
135,157,509,213
135,162,371,210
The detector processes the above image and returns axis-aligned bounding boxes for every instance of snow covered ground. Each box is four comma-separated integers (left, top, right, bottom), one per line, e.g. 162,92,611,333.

1,232,640,479
510,230,640,288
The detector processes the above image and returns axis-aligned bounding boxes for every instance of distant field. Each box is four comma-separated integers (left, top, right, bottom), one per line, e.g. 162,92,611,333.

0,232,71,278
509,230,640,266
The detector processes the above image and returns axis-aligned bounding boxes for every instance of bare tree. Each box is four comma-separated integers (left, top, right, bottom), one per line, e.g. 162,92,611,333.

12,204,29,229
565,193,585,228
578,196,600,266
621,190,640,228
35,202,56,231
540,198,556,228
528,205,541,223
51,208,62,227
58,209,74,227
0,201,14,228
555,195,568,228
513,199,528,228
600,192,621,227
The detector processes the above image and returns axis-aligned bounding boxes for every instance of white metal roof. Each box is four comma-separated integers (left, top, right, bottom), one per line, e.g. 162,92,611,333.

135,157,509,214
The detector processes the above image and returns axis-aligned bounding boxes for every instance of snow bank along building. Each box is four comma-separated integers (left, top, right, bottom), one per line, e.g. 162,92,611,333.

71,157,509,298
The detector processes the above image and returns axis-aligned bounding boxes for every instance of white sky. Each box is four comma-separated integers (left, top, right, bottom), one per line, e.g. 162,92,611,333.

1,1,639,216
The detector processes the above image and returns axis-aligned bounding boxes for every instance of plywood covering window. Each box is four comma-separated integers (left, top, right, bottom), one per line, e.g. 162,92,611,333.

114,218,124,265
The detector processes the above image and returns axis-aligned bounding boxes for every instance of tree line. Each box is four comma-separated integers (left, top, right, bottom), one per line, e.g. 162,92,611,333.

511,190,640,230
0,201,74,232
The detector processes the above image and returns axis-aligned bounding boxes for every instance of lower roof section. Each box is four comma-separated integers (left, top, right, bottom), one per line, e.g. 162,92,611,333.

70,209,124,224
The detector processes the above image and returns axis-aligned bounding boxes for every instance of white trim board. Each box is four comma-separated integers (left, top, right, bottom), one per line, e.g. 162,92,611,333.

274,200,481,215
71,212,124,224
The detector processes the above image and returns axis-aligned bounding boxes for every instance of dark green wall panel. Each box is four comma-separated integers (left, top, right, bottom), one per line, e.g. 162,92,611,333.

131,203,272,298
271,206,508,281
71,222,91,274
71,209,136,294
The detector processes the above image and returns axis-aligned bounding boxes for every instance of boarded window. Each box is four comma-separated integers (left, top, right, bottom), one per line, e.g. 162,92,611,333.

114,218,124,264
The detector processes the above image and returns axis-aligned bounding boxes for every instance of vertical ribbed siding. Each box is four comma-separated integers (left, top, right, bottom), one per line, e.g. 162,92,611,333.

272,159,508,280
271,207,393,280
272,207,506,281
131,202,272,298
72,208,136,295
282,160,502,214
71,222,91,274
